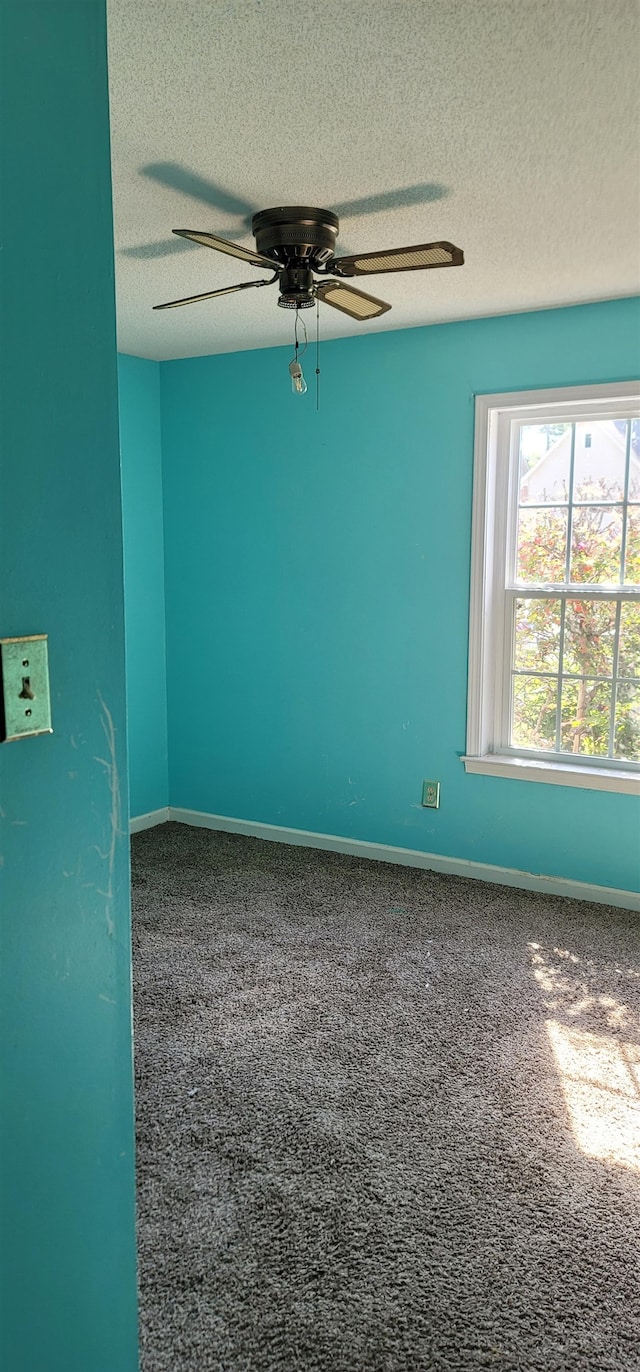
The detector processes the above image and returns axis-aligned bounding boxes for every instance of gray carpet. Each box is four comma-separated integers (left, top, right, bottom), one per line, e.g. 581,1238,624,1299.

132,822,640,1372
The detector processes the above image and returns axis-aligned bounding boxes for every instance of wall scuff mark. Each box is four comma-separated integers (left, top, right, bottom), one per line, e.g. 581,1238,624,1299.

93,693,122,937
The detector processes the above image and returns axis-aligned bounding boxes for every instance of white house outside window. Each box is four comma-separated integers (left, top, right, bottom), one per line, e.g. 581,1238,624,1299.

464,382,640,795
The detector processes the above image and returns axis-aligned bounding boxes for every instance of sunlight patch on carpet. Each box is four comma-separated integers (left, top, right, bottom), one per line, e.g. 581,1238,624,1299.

546,1018,640,1171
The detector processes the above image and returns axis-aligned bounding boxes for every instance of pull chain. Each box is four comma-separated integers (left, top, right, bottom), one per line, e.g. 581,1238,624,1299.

315,299,320,412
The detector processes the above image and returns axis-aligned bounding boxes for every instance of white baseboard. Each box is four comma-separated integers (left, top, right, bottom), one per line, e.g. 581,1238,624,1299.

169,807,640,912
129,805,170,834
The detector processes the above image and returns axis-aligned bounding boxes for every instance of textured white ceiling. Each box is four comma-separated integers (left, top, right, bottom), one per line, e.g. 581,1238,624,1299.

107,0,640,361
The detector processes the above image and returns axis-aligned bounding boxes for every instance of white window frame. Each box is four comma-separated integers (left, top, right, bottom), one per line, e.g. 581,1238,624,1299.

463,381,640,795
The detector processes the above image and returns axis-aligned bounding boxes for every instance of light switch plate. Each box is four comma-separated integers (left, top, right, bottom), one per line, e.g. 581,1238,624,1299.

0,635,53,741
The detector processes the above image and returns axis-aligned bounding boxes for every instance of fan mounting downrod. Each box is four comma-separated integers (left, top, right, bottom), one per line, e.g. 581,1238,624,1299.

252,206,339,309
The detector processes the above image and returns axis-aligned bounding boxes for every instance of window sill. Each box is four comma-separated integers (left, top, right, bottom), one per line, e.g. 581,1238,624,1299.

461,754,640,795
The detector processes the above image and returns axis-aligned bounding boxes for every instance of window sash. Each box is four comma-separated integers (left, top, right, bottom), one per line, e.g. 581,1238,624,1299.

512,414,636,588
499,589,639,767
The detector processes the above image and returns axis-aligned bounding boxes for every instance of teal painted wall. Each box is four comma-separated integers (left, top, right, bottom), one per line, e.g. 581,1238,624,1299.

119,354,169,818
160,297,640,893
0,6,139,1371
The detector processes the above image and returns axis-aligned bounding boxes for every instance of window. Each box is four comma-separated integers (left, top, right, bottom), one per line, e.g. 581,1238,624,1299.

465,383,640,794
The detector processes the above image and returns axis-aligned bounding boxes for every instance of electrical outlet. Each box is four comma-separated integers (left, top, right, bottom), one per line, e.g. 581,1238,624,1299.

422,779,440,808
0,634,53,741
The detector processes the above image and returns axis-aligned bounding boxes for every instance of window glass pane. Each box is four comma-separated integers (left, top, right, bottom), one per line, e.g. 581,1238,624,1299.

514,598,561,672
518,423,570,505
560,679,612,756
569,505,623,584
619,603,640,678
572,420,626,502
625,507,640,585
563,599,617,678
516,507,567,583
615,680,640,761
511,675,558,751
629,422,640,498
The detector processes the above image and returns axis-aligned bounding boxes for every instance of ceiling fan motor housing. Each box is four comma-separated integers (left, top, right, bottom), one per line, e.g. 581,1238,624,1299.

253,207,339,308
252,207,339,265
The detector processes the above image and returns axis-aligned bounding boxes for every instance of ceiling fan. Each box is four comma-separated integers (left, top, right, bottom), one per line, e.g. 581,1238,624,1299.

153,206,464,321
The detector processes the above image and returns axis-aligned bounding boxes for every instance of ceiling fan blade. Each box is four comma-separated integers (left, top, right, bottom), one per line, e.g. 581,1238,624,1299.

140,163,257,221
330,241,464,277
153,276,276,311
173,229,277,268
315,281,391,321
334,183,448,219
